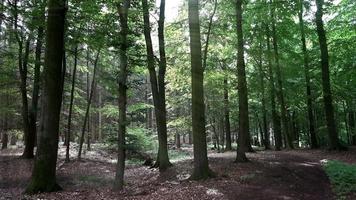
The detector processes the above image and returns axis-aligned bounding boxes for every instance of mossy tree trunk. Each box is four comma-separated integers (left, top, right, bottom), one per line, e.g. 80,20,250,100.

113,0,130,191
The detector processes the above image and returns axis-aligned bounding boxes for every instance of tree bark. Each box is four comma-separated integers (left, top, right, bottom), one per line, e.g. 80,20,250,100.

202,0,217,71
270,0,293,149
257,40,270,149
78,50,100,160
113,0,130,191
221,62,232,151
65,44,78,162
298,0,318,149
265,23,282,150
142,0,171,171
25,0,66,193
235,0,251,162
315,0,344,150
188,0,214,180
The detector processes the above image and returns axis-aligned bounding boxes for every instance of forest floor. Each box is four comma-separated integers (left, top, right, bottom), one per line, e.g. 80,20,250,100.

1,145,356,200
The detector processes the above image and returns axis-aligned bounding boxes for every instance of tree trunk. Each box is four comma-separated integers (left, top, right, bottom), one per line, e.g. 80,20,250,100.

270,0,293,149
188,0,214,180
298,0,318,149
257,40,270,149
20,38,33,158
142,0,171,171
235,0,250,162
65,44,78,162
265,23,282,150
202,0,217,71
222,63,232,151
315,0,344,150
78,50,100,160
113,0,130,191
25,0,66,193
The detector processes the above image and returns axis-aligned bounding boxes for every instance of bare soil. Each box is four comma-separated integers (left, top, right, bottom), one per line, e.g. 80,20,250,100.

1,146,356,200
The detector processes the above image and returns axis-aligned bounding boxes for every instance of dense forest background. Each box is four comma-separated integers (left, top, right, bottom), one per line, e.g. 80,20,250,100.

0,0,355,199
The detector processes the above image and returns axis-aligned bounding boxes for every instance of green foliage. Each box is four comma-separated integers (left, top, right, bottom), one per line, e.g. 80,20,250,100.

323,160,356,199
104,123,155,153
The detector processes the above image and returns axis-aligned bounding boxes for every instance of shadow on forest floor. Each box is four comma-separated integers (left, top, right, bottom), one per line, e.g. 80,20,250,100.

1,146,356,199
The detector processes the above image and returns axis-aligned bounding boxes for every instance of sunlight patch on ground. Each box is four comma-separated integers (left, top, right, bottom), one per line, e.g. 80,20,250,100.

206,188,224,197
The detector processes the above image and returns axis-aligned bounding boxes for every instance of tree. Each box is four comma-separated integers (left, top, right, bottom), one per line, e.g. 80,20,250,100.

113,0,130,191
142,0,171,171
270,0,293,149
188,0,214,180
298,0,318,148
235,0,250,162
314,0,344,150
78,50,100,160
25,0,66,193
65,44,78,162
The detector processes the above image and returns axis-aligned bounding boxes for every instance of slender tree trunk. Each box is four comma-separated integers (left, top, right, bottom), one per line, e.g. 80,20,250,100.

257,40,270,149
236,0,250,162
188,0,214,180
221,63,232,151
98,87,102,141
315,0,344,150
265,23,282,150
298,0,318,148
202,0,217,70
28,14,45,152
65,44,78,162
25,0,66,193
1,93,8,150
78,50,100,160
142,0,171,171
270,0,293,149
113,0,130,191
20,38,33,158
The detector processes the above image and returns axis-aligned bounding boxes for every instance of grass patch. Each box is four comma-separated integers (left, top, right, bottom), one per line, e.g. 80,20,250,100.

323,160,356,199
169,149,192,162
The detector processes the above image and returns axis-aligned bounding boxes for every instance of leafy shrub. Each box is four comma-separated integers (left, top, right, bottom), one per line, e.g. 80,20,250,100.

104,122,155,153
323,160,356,199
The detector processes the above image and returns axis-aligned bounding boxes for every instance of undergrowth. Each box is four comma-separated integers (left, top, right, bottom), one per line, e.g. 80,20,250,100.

323,160,356,199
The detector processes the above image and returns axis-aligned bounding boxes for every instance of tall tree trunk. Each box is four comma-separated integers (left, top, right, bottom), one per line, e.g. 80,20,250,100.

298,0,318,148
315,0,344,150
27,14,45,153
236,0,251,162
142,0,171,171
65,44,78,162
270,0,293,149
221,63,232,151
78,50,100,160
188,0,214,180
265,23,282,150
257,40,270,149
25,0,66,193
113,0,130,191
20,38,33,158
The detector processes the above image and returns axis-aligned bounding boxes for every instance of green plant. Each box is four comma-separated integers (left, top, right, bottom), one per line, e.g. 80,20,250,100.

323,160,356,199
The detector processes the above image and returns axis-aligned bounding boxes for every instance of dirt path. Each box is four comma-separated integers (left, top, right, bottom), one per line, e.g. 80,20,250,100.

213,151,333,200
0,149,336,200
